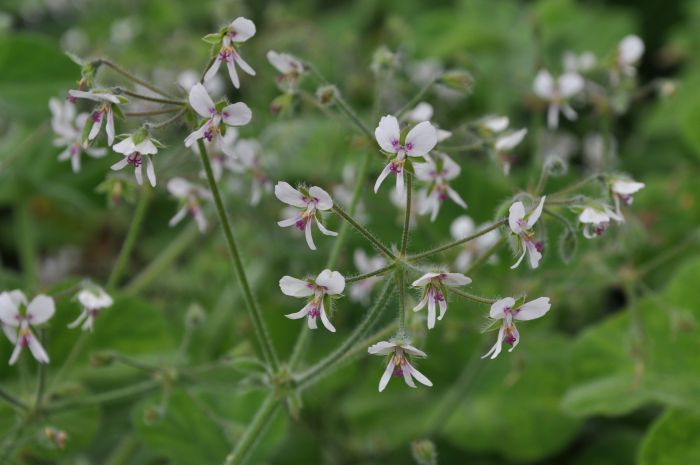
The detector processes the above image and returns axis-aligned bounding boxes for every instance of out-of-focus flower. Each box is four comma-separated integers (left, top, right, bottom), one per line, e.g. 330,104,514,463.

533,70,584,129
275,182,336,250
509,197,546,269
349,250,386,304
225,139,272,206
279,269,345,332
578,204,623,239
482,296,551,359
184,83,252,148
68,89,124,146
450,216,501,271
412,272,471,329
609,177,645,219
616,35,644,78
479,116,527,175
563,51,597,73
204,17,256,89
68,285,113,332
167,178,212,232
414,153,467,221
374,115,437,193
0,291,55,365
404,103,451,142
178,69,224,97
50,98,106,172
368,339,432,392
267,50,304,91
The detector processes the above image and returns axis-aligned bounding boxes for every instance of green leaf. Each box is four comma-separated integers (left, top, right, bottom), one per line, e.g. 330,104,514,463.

639,409,700,465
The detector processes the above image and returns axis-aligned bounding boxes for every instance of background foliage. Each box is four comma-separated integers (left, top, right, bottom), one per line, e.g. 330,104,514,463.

0,0,699,463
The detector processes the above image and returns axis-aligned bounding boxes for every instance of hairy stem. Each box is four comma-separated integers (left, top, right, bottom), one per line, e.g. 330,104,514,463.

549,174,602,199
125,108,181,117
223,393,281,465
0,387,27,411
146,107,187,130
400,173,412,256
447,287,497,305
48,380,159,412
107,185,151,290
297,279,394,389
34,330,48,408
409,219,506,261
115,88,185,106
396,78,435,118
16,202,38,289
396,269,407,334
197,140,280,372
345,263,396,283
98,59,174,98
463,236,506,276
332,204,395,260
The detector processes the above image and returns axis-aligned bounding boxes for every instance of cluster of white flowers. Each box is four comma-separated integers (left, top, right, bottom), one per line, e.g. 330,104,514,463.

0,285,112,365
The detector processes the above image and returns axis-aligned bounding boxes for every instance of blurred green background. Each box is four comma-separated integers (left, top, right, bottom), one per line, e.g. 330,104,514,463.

1,0,700,464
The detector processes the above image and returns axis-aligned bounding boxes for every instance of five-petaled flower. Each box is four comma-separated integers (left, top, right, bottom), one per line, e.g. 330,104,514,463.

578,204,623,239
184,83,252,148
609,177,645,219
0,291,55,365
509,197,546,269
374,115,437,193
111,129,160,187
50,98,106,173
368,339,432,392
533,70,584,129
279,269,345,332
348,249,386,304
482,296,551,359
68,286,113,332
67,89,124,146
275,182,337,250
414,153,467,221
267,50,304,90
412,272,471,329
204,17,257,89
167,178,212,233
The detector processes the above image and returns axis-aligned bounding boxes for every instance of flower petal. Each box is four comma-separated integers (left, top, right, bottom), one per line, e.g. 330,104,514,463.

229,17,256,42
27,295,55,325
274,181,307,208
515,297,551,321
405,121,437,156
222,102,252,126
374,115,400,153
489,297,515,319
188,83,216,118
279,276,314,297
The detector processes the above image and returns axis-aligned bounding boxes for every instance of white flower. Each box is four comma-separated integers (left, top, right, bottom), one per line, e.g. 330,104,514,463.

450,215,501,271
184,83,252,148
167,178,212,233
563,51,597,73
609,177,645,219
509,197,546,269
225,139,271,206
349,250,386,304
412,272,471,329
578,204,623,239
368,339,432,392
533,70,584,129
279,269,345,332
67,89,123,146
480,116,527,175
68,286,113,332
111,131,159,187
178,69,224,96
267,50,304,90
0,291,55,365
204,17,256,89
374,115,437,193
275,182,337,250
405,102,434,122
617,35,644,77
482,296,551,359
50,99,106,172
414,153,467,221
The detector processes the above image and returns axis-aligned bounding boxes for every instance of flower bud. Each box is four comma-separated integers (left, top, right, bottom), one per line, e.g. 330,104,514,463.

90,351,115,367
316,85,337,105
440,69,474,93
658,79,677,98
370,46,398,74
44,427,68,449
543,155,568,177
185,303,206,329
411,439,437,465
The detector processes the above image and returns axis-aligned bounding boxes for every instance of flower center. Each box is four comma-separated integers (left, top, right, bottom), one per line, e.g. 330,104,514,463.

127,152,142,167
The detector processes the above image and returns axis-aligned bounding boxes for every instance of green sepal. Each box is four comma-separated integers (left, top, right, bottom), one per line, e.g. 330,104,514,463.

111,104,125,120
202,32,223,45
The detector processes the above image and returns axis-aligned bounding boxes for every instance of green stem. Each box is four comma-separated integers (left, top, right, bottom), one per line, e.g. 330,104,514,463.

447,287,497,305
297,279,394,389
197,140,280,372
463,236,506,276
549,174,602,199
48,380,159,412
34,329,47,408
400,173,412,256
124,223,201,294
396,269,407,334
396,78,435,118
223,393,281,465
125,108,181,117
0,387,27,411
104,434,140,465
98,59,174,98
116,88,185,106
146,107,187,130
345,263,396,283
107,185,151,290
409,219,506,261
332,204,395,260
16,202,38,289
635,230,700,279
48,331,87,394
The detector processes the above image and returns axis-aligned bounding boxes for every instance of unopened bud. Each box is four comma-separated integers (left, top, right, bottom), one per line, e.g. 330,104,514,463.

440,69,474,93
90,351,115,367
44,427,68,449
658,79,677,98
411,439,437,465
316,85,337,105
185,303,206,329
370,46,398,74
543,155,568,177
